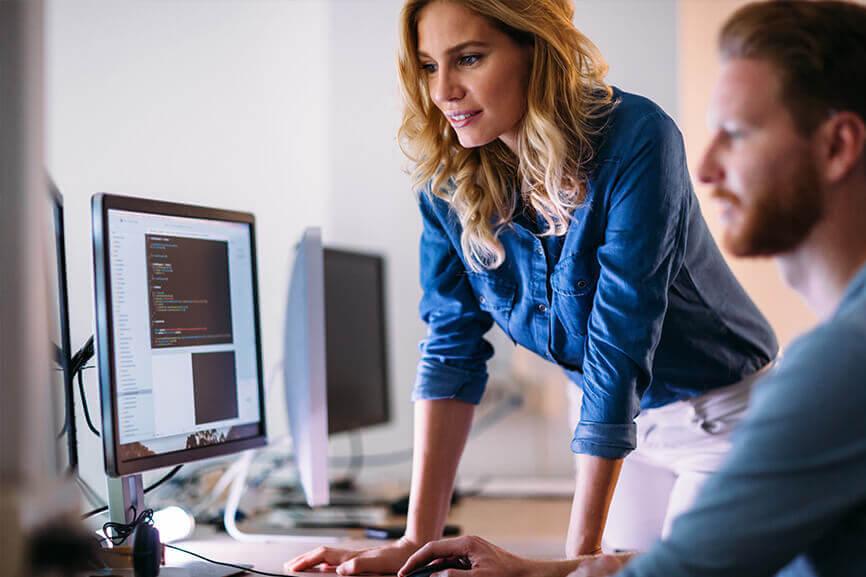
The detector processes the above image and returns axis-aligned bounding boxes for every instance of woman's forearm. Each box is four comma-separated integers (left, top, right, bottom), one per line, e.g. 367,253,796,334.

566,454,624,556
405,398,475,545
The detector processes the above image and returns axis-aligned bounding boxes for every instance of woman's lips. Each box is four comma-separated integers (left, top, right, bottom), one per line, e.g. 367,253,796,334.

447,110,482,128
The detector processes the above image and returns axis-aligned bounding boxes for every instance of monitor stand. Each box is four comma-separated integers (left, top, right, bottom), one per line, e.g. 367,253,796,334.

105,474,240,577
107,474,145,525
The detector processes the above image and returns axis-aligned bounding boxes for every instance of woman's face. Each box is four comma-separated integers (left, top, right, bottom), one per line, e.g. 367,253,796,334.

416,1,533,152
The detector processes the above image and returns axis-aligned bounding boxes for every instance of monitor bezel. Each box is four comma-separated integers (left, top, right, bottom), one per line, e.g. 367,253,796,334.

92,193,268,478
50,181,78,471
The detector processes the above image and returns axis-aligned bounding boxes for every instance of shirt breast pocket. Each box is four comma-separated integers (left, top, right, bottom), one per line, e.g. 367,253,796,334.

551,254,597,337
466,272,516,330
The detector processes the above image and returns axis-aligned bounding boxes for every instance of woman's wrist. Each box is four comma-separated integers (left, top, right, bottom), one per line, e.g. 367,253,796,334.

397,535,424,551
566,534,603,557
522,559,584,577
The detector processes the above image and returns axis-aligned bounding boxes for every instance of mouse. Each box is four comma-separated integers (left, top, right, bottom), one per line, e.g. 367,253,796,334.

404,557,471,577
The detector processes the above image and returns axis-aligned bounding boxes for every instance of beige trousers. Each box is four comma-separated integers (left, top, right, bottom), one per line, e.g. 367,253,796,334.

568,364,773,552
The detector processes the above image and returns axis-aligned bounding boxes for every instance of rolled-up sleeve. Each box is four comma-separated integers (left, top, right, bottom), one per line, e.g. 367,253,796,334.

412,191,495,405
572,112,690,458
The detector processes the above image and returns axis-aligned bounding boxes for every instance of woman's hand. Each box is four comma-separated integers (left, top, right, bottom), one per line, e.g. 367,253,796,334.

285,536,422,575
565,553,634,577
398,536,542,577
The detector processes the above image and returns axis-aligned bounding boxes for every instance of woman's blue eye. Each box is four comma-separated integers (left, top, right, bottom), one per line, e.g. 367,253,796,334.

420,62,437,74
458,54,481,66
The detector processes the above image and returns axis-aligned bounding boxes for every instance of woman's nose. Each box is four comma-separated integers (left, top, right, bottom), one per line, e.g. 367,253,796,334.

431,68,464,106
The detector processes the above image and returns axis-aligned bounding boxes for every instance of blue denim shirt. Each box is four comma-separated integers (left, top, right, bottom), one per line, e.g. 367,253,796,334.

413,89,778,459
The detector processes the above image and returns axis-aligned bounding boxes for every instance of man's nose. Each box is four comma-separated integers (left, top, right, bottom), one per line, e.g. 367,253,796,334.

698,138,724,185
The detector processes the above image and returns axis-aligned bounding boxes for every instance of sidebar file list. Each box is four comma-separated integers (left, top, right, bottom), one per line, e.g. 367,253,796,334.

110,224,155,443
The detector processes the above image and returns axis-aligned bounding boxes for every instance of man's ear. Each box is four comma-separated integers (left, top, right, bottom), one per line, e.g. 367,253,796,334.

819,111,866,184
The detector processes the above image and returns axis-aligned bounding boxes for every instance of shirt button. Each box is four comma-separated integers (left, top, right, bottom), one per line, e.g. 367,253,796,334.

535,246,544,255
537,303,547,313
478,295,487,305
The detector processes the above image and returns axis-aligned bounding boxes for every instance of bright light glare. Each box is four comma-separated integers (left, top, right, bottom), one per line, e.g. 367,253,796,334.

153,505,195,543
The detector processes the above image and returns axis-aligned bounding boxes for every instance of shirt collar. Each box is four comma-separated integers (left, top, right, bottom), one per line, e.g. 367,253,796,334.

834,259,866,318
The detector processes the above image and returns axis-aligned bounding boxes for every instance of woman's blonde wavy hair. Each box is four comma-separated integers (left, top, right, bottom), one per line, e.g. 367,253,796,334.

398,0,614,271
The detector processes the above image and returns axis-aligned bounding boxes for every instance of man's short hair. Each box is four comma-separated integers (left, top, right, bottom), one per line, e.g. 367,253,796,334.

720,0,866,135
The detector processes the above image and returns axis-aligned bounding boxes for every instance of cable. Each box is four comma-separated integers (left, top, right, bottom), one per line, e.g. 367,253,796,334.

245,390,524,489
144,465,183,495
82,504,108,520
223,450,339,544
80,465,184,520
346,431,363,481
96,504,300,577
326,390,523,468
165,544,296,577
57,404,68,439
70,336,94,375
102,507,152,546
75,474,106,510
330,432,364,491
77,369,101,437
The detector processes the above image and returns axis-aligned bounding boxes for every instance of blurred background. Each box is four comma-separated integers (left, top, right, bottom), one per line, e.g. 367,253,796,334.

44,0,818,506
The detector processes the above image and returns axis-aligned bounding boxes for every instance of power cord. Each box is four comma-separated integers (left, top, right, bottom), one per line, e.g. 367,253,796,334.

103,505,296,577
77,367,101,436
81,465,184,520
164,544,292,577
102,507,153,546
68,335,101,437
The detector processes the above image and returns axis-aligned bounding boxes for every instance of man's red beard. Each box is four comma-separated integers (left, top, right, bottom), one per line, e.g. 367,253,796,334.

711,156,825,258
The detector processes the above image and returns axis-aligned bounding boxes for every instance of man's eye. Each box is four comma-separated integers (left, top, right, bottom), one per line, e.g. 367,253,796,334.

458,54,482,66
420,62,437,74
721,125,747,140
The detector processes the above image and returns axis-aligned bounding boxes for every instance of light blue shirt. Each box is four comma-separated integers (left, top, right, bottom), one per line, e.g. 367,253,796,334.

617,261,866,577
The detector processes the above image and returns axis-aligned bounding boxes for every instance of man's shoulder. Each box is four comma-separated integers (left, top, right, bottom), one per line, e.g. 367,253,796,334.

753,309,866,418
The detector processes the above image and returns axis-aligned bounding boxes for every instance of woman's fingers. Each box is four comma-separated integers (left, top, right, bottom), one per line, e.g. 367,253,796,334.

336,544,413,576
432,570,472,577
285,546,357,571
337,555,394,576
399,537,476,577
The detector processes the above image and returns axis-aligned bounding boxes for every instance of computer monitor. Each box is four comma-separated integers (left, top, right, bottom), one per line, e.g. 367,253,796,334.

284,228,330,508
323,248,390,435
276,239,390,516
91,194,268,480
48,180,77,472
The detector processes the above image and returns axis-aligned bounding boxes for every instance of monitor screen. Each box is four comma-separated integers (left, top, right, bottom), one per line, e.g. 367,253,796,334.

324,249,390,435
92,194,267,477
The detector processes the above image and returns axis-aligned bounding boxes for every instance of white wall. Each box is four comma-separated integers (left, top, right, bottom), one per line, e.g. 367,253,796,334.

573,0,679,119
46,0,333,495
47,0,679,500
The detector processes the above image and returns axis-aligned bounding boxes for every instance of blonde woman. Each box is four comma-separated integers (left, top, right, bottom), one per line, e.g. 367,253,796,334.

289,0,777,574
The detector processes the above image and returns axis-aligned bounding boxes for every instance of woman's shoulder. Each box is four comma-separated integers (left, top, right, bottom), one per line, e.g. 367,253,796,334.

417,180,460,227
608,88,673,126
597,88,681,159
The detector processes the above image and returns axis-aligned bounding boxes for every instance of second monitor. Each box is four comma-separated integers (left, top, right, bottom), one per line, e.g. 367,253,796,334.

283,232,391,510
323,247,390,436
